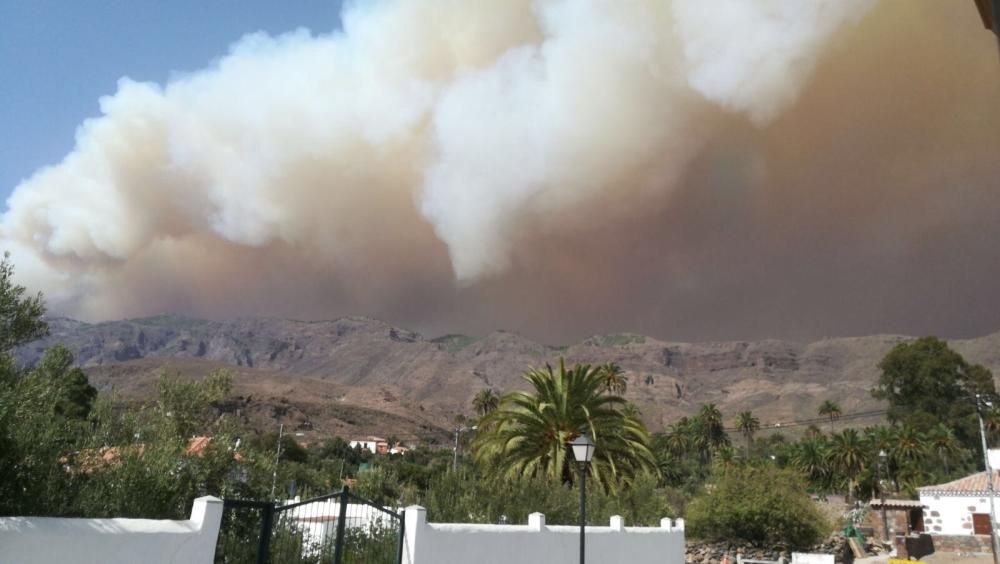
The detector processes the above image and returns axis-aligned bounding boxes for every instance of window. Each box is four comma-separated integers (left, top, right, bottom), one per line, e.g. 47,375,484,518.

973,513,993,535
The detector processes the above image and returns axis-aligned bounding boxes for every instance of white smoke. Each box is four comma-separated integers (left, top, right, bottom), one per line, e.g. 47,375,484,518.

0,0,875,321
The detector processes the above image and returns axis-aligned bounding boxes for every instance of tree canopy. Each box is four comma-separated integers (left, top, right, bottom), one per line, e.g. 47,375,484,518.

686,464,829,547
0,252,48,353
470,359,656,491
872,336,994,449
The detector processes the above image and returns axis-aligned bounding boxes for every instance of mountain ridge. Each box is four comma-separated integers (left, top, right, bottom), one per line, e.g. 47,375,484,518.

17,315,1000,442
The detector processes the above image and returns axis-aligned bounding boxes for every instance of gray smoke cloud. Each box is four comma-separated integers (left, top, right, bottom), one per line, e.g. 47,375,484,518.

3,0,999,343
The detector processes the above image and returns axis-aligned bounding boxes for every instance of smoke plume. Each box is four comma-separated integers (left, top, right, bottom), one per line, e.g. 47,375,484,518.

4,0,1000,343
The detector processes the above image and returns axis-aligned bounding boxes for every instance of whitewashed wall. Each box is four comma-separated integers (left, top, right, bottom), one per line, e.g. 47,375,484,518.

791,553,835,564
0,496,223,564
918,492,998,535
402,506,685,564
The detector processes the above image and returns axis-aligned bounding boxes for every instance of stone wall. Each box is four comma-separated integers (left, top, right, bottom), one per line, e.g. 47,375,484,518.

929,534,994,554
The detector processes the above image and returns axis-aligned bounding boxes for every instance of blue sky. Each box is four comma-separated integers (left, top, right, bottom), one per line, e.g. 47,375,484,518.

0,0,344,207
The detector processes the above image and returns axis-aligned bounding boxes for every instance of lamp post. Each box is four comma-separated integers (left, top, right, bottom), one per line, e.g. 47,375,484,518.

877,449,889,543
452,425,477,472
571,435,595,564
976,394,1000,564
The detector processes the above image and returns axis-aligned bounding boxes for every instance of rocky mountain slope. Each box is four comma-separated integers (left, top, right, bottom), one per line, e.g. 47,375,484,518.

16,315,1000,443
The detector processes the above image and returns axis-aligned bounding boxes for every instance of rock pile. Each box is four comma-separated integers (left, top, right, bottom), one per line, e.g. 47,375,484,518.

685,537,849,564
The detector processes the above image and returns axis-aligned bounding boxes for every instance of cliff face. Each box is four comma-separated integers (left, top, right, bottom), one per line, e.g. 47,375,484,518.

17,315,1000,442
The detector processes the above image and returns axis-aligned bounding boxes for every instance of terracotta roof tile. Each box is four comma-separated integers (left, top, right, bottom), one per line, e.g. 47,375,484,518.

918,471,1000,494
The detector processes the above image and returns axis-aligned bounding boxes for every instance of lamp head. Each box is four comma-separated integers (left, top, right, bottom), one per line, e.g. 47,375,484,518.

571,434,595,464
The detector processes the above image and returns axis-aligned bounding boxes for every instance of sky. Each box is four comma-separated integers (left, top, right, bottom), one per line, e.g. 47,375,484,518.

0,0,344,200
1,1,999,344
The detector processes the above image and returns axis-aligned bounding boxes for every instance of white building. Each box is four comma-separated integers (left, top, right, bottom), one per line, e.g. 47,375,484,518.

278,497,402,556
349,436,389,454
917,449,1000,535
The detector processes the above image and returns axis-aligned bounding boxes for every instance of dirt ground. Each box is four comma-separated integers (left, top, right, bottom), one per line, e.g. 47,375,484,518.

921,552,993,564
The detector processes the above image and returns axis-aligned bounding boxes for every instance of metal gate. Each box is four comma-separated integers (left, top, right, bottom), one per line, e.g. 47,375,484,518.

215,486,405,564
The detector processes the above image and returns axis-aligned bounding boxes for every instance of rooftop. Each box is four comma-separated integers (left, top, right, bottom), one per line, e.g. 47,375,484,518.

918,471,1000,496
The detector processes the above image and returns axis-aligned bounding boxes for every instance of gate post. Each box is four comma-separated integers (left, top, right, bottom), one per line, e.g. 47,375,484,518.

258,503,274,564
395,513,406,564
333,485,350,564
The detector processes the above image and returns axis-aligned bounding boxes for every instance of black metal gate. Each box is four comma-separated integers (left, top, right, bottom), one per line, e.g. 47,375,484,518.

215,486,405,564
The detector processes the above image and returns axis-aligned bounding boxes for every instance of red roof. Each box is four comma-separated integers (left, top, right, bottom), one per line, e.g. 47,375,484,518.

919,471,1000,495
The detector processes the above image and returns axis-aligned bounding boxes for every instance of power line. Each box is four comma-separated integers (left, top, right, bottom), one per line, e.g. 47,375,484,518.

718,409,889,433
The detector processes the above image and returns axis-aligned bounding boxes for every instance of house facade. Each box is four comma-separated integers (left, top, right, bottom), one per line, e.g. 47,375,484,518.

909,449,1000,554
918,469,1000,535
349,436,389,454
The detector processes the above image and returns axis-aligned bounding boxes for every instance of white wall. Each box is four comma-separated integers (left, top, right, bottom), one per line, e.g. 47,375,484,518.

791,553,834,564
0,496,223,564
402,506,685,564
919,492,998,535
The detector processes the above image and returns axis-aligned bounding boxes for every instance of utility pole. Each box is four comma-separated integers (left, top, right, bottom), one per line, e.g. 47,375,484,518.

271,423,284,500
976,394,1000,564
877,449,889,543
452,425,477,472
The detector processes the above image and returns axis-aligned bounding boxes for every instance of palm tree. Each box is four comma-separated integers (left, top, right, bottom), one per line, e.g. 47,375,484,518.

827,429,867,502
599,362,628,396
804,424,823,439
714,445,739,472
621,402,642,421
926,423,960,477
663,418,694,457
696,403,728,463
470,359,657,490
791,437,831,491
985,406,1000,444
892,424,926,466
472,388,500,418
735,411,760,457
818,400,843,433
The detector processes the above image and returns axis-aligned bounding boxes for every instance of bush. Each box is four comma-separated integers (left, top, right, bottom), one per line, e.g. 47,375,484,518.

685,465,829,547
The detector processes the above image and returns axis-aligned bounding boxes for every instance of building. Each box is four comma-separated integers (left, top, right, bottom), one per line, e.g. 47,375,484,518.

349,436,389,455
904,449,1000,554
349,436,410,455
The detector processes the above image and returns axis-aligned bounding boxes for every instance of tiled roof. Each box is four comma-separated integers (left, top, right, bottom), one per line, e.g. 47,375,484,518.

918,471,1000,495
870,499,925,509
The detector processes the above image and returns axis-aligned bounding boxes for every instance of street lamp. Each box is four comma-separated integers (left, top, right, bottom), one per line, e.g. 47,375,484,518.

571,435,595,564
452,425,477,472
877,449,889,543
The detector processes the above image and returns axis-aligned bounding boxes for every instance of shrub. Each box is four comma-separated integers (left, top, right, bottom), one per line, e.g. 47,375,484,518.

685,464,829,547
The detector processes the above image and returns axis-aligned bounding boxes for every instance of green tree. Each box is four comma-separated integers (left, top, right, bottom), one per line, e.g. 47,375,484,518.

790,438,830,492
926,423,961,477
804,424,823,439
663,418,695,456
470,359,657,490
735,411,760,457
695,404,729,463
599,362,628,395
23,344,97,420
827,429,867,502
872,336,994,450
686,465,829,547
472,388,500,418
0,252,48,353
156,369,232,439
818,400,842,433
